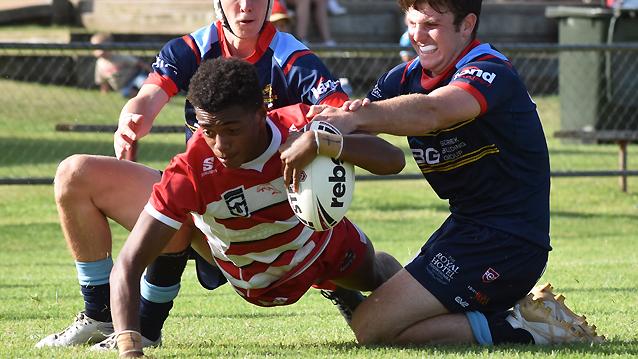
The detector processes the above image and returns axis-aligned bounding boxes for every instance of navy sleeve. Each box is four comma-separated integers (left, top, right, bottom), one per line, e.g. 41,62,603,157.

150,36,200,94
284,51,348,106
366,62,407,102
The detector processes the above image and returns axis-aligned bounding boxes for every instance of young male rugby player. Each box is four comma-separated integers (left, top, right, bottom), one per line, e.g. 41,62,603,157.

110,57,405,357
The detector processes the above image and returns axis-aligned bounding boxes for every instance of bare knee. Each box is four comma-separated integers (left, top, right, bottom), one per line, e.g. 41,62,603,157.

351,304,390,345
54,154,97,203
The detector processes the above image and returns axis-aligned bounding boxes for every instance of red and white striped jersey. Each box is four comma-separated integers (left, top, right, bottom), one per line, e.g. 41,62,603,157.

144,104,332,298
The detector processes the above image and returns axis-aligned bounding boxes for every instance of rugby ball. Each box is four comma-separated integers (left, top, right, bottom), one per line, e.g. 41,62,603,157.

286,121,355,231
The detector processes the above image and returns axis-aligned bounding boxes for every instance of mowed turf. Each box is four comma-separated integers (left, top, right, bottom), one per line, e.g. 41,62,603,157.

0,81,637,357
0,175,637,358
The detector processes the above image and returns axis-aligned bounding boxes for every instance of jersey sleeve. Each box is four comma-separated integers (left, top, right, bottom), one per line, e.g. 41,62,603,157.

449,60,519,115
145,156,201,230
283,52,348,107
144,36,200,97
366,62,407,102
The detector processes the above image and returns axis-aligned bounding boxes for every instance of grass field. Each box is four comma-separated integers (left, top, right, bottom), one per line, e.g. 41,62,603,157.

0,82,637,357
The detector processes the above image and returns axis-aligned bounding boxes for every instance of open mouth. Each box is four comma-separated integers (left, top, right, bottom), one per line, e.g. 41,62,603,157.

419,44,437,54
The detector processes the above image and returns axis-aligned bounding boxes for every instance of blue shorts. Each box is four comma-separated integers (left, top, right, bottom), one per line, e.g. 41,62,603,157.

405,216,548,313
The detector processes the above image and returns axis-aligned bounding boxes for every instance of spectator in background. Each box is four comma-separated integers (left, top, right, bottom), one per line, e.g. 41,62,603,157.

399,13,415,62
90,32,151,98
327,0,347,15
271,0,292,32
289,0,337,46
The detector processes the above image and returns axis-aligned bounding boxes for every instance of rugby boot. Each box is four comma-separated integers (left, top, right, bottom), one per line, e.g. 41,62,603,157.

506,286,604,345
35,311,114,347
321,287,365,325
90,332,161,351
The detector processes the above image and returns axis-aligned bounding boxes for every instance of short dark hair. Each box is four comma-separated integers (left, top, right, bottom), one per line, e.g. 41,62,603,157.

187,57,263,114
398,0,481,39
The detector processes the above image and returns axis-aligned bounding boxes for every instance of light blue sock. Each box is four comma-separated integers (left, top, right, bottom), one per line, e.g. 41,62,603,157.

75,257,113,286
140,273,180,303
465,311,493,345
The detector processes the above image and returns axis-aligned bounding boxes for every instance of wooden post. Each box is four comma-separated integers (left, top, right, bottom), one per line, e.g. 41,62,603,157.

618,140,628,192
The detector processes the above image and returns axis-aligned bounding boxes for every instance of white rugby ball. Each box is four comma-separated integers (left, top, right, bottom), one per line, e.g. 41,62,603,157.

286,121,355,231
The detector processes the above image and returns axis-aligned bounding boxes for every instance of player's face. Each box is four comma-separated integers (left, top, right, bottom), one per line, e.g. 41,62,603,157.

220,0,270,39
196,105,268,169
406,3,475,75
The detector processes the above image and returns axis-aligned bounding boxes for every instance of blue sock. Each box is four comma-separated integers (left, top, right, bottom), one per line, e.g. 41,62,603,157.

75,258,113,322
465,311,493,345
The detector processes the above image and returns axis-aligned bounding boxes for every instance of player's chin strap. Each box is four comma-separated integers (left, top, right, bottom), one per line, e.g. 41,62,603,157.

213,0,273,38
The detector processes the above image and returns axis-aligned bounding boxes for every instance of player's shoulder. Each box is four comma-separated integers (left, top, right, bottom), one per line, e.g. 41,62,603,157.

269,31,317,66
267,103,311,133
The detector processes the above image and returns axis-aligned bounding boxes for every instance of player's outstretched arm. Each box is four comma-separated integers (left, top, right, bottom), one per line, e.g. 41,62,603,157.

110,211,177,357
280,130,405,190
114,84,170,159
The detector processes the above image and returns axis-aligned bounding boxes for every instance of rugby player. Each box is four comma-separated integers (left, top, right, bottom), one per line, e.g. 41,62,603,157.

37,0,350,350
110,57,404,357
309,0,604,346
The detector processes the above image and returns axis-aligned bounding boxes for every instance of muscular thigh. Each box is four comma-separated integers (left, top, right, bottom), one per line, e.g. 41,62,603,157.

405,217,549,314
84,155,161,230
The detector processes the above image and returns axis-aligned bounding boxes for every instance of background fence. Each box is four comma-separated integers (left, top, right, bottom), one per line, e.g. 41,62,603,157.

0,42,637,185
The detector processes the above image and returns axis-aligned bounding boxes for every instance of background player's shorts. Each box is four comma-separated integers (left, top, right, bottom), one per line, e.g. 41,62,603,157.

405,216,548,313
239,217,369,307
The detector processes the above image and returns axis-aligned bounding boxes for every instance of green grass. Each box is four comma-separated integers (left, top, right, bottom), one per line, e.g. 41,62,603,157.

0,81,637,357
1,176,637,358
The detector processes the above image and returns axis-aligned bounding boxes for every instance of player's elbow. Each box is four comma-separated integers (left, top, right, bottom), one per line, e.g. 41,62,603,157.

367,146,405,175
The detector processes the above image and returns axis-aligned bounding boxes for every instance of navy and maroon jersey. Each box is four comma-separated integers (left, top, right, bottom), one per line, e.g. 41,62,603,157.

145,21,348,141
144,104,366,303
367,41,550,249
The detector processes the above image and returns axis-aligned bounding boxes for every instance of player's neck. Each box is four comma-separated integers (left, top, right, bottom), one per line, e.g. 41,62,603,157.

225,34,259,58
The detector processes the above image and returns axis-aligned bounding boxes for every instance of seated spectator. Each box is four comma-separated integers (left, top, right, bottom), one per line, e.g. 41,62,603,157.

90,32,152,98
271,0,292,33
327,0,347,15
399,14,415,62
288,0,336,46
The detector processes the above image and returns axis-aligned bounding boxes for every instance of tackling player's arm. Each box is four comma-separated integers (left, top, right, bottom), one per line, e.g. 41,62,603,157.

114,84,170,159
279,131,405,191
309,85,481,136
110,211,177,357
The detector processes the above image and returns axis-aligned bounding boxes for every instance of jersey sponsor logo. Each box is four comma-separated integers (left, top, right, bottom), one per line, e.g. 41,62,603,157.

339,249,356,272
412,148,440,165
223,186,250,217
262,84,277,109
455,296,470,308
370,84,382,99
311,78,340,100
152,56,178,76
202,157,215,175
453,66,496,84
481,267,500,283
467,285,491,305
255,183,282,196
428,252,460,283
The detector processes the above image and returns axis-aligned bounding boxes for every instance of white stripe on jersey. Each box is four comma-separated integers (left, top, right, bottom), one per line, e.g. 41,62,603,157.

144,203,182,230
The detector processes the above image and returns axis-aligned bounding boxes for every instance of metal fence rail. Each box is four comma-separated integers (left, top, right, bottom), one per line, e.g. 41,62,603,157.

0,42,637,186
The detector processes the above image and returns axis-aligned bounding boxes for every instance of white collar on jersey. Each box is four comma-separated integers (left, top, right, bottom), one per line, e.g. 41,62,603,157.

240,117,280,172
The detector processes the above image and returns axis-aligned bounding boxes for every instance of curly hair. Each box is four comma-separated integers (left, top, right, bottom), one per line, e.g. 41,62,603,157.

398,0,481,39
187,57,263,114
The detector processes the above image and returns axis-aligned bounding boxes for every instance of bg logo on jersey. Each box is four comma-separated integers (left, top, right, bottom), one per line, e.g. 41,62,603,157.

311,78,339,100
454,66,496,84
223,186,250,217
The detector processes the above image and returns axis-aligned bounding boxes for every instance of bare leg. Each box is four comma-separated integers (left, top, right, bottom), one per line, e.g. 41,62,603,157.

55,155,161,261
294,0,311,41
313,0,332,43
351,269,474,345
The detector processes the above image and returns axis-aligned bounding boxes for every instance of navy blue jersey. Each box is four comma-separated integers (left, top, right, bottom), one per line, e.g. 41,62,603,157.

146,21,347,141
367,42,550,249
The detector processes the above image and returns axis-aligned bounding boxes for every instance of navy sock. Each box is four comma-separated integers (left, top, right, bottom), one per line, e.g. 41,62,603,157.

139,297,173,341
80,284,111,322
486,311,534,344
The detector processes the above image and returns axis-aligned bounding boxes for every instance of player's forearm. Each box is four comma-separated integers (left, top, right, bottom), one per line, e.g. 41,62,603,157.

110,259,143,334
340,134,405,175
119,84,169,138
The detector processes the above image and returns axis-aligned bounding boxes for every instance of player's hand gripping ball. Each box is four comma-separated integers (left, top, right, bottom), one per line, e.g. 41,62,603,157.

286,121,354,231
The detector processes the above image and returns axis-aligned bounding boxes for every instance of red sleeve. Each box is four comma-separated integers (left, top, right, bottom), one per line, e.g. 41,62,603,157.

146,155,200,228
144,72,179,97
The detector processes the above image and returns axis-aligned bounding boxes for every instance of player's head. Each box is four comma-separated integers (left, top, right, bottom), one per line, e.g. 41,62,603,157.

187,57,267,169
90,32,113,58
398,0,480,75
214,0,273,38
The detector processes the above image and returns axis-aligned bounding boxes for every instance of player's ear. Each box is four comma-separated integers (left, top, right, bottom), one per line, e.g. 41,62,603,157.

460,13,477,38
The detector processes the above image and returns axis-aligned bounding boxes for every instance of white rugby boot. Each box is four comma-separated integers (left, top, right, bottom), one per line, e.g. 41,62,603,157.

35,311,114,347
506,283,605,344
90,332,161,351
